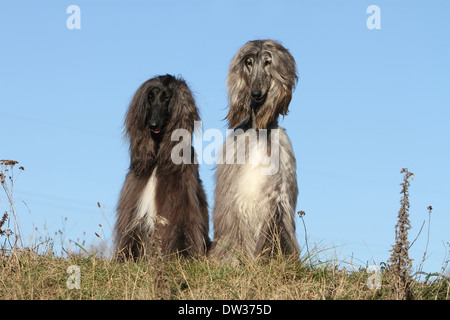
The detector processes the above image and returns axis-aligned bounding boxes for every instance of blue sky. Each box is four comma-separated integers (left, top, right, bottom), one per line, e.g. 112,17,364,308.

1,1,449,274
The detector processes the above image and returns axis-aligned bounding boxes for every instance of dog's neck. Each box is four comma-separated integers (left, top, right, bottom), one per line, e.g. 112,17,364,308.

250,103,259,129
243,100,279,130
151,131,163,153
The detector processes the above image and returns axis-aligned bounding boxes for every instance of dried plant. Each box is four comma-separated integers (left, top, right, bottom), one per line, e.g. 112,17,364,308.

0,160,24,250
0,211,11,249
416,205,433,274
149,215,171,300
297,210,311,263
388,168,414,299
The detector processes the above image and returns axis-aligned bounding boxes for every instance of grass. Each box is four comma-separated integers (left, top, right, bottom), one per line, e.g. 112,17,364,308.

1,160,449,300
1,249,448,300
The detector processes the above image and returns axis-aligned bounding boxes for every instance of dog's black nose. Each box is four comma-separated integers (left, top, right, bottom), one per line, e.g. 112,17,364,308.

149,121,158,129
251,90,262,100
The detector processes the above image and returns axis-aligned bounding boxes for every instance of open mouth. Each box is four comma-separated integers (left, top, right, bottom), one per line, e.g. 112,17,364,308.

148,122,163,134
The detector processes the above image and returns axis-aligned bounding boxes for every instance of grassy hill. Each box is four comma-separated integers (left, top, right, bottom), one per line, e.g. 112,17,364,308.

1,160,448,300
0,248,448,300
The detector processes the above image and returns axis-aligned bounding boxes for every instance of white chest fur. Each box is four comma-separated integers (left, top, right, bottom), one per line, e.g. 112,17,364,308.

135,169,158,232
226,128,293,241
234,131,274,239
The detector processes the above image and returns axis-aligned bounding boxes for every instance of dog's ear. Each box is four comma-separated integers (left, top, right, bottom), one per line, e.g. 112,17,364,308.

267,40,298,117
125,79,156,175
275,83,293,117
225,43,253,128
155,77,199,174
125,80,151,132
166,78,200,133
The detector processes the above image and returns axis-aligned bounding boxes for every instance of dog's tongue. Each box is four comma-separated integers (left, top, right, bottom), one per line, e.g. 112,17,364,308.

153,130,160,134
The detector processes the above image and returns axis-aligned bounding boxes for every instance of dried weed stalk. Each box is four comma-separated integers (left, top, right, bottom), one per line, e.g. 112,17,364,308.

150,215,171,300
388,168,414,300
0,160,24,250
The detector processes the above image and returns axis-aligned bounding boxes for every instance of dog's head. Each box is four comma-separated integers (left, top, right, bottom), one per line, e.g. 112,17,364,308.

126,74,199,137
226,39,298,129
145,75,174,136
125,74,199,174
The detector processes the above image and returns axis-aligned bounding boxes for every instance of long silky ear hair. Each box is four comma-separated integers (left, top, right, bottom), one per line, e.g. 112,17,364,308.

256,40,298,129
225,41,255,128
125,78,159,176
155,76,200,174
225,40,298,129
165,77,199,135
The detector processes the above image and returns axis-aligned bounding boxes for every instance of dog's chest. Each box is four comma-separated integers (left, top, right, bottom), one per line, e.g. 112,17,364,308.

234,138,273,228
136,170,158,232
237,142,269,200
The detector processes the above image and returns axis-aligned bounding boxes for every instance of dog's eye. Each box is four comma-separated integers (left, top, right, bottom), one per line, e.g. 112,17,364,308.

245,58,253,68
264,60,271,66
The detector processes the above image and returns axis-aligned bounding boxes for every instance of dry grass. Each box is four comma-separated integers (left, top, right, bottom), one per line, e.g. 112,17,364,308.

0,249,448,300
1,161,449,300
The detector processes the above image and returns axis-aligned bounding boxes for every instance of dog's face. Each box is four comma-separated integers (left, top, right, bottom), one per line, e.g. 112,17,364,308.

146,85,173,135
125,74,200,175
226,40,298,129
244,51,273,105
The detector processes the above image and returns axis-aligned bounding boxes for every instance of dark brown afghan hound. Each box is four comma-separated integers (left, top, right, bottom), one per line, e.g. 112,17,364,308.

115,74,210,260
211,40,300,263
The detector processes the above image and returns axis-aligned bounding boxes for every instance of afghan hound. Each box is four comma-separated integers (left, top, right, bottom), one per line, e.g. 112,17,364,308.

211,40,299,262
115,74,210,260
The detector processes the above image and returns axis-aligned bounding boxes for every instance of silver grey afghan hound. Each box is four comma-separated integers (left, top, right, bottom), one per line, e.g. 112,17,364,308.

115,74,210,260
211,40,299,261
